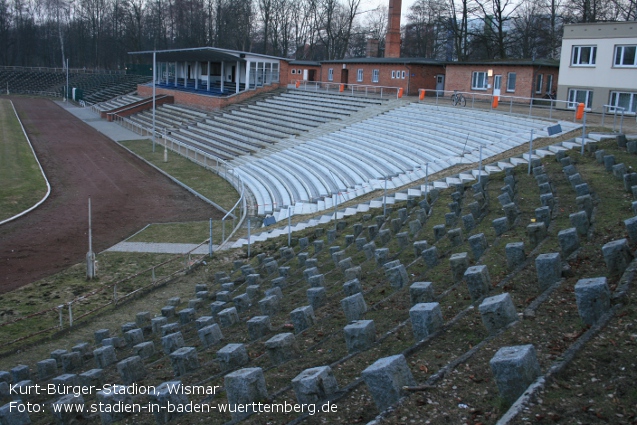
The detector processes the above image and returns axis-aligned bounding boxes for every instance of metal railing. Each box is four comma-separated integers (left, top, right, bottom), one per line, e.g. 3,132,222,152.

601,105,626,133
292,80,402,99
0,65,126,75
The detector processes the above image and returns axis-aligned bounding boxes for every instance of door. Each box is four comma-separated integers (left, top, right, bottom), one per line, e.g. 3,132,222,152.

231,66,235,83
308,70,316,81
436,75,445,94
341,69,349,85
187,65,192,79
493,75,502,96
303,69,308,81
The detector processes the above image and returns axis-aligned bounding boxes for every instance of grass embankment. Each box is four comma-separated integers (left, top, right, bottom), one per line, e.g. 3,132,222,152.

0,99,48,221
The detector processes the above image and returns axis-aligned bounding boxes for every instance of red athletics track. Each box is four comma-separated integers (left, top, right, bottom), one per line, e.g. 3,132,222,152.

0,97,220,293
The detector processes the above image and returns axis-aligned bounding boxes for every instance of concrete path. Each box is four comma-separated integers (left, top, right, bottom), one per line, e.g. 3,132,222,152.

106,242,216,255
56,101,142,142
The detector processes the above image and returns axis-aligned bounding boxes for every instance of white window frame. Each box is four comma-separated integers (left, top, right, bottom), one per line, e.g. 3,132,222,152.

609,91,637,114
291,69,296,74
493,75,502,90
401,71,406,79
535,74,543,94
391,70,396,79
545,74,553,94
614,45,637,67
567,88,593,110
372,69,379,83
571,45,597,66
357,69,363,82
506,72,516,92
327,68,333,81
471,71,488,90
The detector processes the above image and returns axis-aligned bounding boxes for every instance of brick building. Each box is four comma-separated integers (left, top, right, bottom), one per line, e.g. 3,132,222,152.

444,60,559,103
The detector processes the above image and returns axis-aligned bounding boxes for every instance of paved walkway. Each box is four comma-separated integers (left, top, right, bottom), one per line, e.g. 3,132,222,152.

106,241,216,255
56,101,142,142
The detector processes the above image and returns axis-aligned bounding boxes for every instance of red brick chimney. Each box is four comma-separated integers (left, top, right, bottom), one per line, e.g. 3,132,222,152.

385,0,402,58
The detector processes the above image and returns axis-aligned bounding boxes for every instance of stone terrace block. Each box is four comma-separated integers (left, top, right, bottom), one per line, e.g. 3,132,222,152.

61,351,83,373
558,228,580,257
479,293,518,334
259,295,280,316
233,293,251,313
574,277,611,325
625,216,637,243
410,282,435,306
506,242,526,270
344,320,376,353
247,316,272,340
450,252,469,282
161,332,185,355
93,346,117,369
489,345,541,405
386,264,409,290
308,274,325,288
265,333,300,365
468,233,488,260
117,356,146,385
198,324,223,348
409,302,443,341
422,246,439,268
570,210,589,236
124,329,144,348
97,385,133,425
290,306,316,333
292,366,339,405
535,253,562,291
170,347,200,377
218,307,239,328
464,265,491,301
224,368,268,421
150,381,189,425
94,329,109,344
11,365,30,382
361,354,416,412
217,344,249,372
133,342,155,360
79,369,104,388
307,287,326,310
51,394,85,424
341,293,367,322
37,358,57,381
195,316,215,330
602,239,633,274
343,279,363,296
0,401,31,425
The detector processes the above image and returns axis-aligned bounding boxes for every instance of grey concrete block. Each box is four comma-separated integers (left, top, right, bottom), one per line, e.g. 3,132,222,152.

61,351,83,373
374,248,389,266
290,306,316,333
409,302,443,340
575,277,611,326
218,343,249,372
102,337,126,349
160,323,180,337
613,163,627,179
93,346,117,369
575,183,590,197
299,237,309,250
218,307,239,328
195,283,207,293
246,274,262,286
450,252,469,282
361,354,415,412
569,210,590,236
498,192,512,206
604,154,615,171
259,296,280,316
527,222,547,248
338,257,353,272
445,212,457,227
617,133,628,148
409,219,422,236
469,233,488,260
367,224,378,240
540,193,555,212
625,216,637,243
265,333,299,365
577,194,593,220
94,329,110,344
198,324,223,348
344,266,361,281
313,240,324,254
568,173,584,188
345,235,355,246
50,349,68,368
341,293,367,322
209,301,227,316
558,228,580,257
433,224,446,242
448,228,464,246
195,316,215,330
535,206,551,229
386,264,409,290
489,345,541,405
233,293,251,313
493,217,510,236
343,279,363,296
271,276,286,288
37,358,57,381
379,229,392,245
479,293,518,334
353,223,363,236
161,332,185,355
410,281,434,306
247,316,272,341
307,287,326,310
469,201,481,219
536,175,549,186
602,239,633,275
422,246,439,268
297,253,308,267
117,356,146,385
161,306,176,318
355,237,367,251
216,291,232,303
133,342,155,360
0,401,31,425
169,347,199,377
51,393,85,423
464,265,491,300
595,149,605,163
462,214,475,232
79,368,103,388
624,173,637,192
224,367,268,421
292,366,339,405
303,266,319,283
150,381,189,425
538,182,551,195
628,140,637,154
51,374,79,393
71,342,91,360
396,232,409,249
535,252,562,290
308,274,325,288
178,308,196,325
96,385,133,424
152,317,168,334
343,320,376,353
506,242,526,270
413,240,429,258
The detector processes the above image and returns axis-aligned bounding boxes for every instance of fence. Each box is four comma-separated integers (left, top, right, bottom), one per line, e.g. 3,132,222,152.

292,80,403,99
0,65,126,75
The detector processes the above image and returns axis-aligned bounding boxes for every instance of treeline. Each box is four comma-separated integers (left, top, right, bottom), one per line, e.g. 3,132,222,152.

0,0,634,69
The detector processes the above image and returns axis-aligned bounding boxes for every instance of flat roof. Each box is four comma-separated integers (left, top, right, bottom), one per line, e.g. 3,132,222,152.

563,21,637,39
288,60,321,66
320,57,443,65
445,59,559,67
128,47,287,63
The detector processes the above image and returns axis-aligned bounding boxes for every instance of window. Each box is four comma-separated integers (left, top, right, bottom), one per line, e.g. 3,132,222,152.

507,72,516,92
545,74,553,94
328,68,333,81
571,46,596,66
614,45,637,67
568,89,593,109
535,74,543,94
494,75,502,90
471,71,488,90
357,69,363,82
297,69,301,74
291,69,296,74
609,91,637,114
391,70,396,79
401,71,406,79
372,69,379,83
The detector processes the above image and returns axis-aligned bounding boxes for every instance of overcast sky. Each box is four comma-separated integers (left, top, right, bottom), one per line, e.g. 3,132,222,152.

359,0,418,20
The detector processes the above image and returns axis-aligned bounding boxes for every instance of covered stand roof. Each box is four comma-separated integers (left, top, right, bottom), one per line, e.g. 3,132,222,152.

128,47,286,63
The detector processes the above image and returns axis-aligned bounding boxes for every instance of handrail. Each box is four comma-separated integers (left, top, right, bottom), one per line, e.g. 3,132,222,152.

0,65,126,75
292,80,402,99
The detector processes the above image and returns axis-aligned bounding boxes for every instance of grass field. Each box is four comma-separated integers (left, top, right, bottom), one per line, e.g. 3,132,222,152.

0,99,48,221
120,139,239,212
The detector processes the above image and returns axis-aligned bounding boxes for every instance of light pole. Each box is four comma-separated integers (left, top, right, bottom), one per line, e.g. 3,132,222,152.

86,197,95,279
152,51,156,153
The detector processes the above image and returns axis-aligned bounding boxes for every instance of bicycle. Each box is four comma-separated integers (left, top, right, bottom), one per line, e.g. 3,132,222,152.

451,90,466,107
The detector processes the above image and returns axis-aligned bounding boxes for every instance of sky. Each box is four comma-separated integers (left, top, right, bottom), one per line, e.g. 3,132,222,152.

358,0,419,20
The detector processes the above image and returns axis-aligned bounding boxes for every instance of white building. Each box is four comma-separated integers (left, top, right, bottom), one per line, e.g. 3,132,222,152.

556,21,637,114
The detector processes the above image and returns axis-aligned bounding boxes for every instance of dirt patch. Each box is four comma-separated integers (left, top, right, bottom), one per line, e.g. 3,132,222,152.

0,98,222,293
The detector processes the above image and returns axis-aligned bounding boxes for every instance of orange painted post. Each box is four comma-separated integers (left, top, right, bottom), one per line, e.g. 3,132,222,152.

576,102,585,120
398,87,404,98
339,84,344,92
295,80,300,88
492,96,499,108
419,89,425,101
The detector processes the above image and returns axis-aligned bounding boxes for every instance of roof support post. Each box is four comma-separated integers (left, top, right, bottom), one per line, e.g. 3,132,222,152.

221,61,225,93
207,61,211,91
245,60,251,90
236,61,240,94
195,61,199,90
174,62,178,87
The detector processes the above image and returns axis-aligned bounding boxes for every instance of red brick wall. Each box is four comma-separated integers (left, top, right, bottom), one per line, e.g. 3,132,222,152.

319,63,445,96
288,65,322,82
137,83,283,111
445,64,559,102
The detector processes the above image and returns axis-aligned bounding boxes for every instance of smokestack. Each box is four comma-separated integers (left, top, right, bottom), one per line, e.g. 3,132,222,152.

366,39,380,58
385,0,402,58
